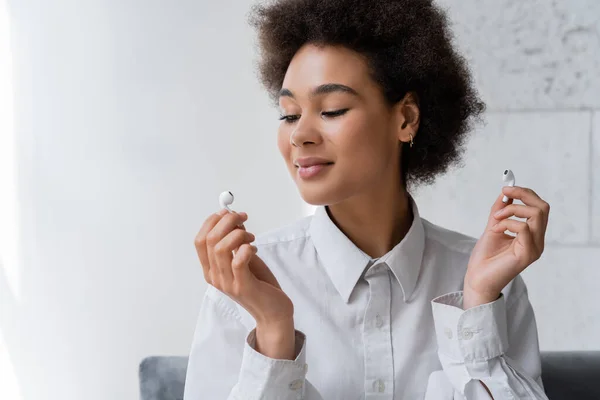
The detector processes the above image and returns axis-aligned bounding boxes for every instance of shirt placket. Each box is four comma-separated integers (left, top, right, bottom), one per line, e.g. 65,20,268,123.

362,262,394,399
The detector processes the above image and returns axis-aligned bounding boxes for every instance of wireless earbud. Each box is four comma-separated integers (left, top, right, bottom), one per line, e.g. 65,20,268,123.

219,190,244,228
502,169,515,203
219,191,235,212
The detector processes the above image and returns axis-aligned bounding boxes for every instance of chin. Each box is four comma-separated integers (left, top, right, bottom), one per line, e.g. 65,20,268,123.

296,183,349,207
291,164,359,206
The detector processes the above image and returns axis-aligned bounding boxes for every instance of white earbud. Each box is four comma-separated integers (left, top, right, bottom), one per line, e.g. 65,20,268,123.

219,191,235,212
502,169,515,203
219,190,244,229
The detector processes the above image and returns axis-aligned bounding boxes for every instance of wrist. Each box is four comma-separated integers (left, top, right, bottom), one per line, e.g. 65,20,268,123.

463,288,500,310
255,318,296,360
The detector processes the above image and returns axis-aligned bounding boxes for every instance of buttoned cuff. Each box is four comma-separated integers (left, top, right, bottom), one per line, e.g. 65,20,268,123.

232,328,308,400
431,291,509,364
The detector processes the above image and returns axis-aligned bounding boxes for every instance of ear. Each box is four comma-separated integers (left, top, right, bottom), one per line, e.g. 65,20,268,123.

395,92,420,142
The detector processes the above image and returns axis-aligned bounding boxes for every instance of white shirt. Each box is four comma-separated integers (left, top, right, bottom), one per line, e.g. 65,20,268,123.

183,195,549,399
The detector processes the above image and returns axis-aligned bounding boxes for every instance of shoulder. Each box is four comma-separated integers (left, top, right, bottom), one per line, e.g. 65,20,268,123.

252,214,313,247
421,217,478,256
249,213,314,265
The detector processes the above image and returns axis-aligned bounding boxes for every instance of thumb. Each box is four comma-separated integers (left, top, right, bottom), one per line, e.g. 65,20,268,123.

232,245,258,287
485,191,513,230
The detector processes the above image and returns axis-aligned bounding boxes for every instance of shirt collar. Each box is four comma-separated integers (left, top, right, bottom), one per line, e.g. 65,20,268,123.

308,194,425,304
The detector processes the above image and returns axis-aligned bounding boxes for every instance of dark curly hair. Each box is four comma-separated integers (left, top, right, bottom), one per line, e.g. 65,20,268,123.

247,0,485,191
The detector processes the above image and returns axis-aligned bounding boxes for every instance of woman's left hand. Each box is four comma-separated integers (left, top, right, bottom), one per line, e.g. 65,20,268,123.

464,186,550,309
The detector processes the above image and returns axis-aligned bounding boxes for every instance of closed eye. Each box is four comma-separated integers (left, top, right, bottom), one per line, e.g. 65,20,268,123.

278,109,349,124
278,114,300,123
322,109,349,118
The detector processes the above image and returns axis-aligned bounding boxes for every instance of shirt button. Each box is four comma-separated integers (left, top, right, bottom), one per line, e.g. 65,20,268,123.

375,314,384,328
444,327,453,339
289,379,303,390
461,329,473,340
373,379,385,393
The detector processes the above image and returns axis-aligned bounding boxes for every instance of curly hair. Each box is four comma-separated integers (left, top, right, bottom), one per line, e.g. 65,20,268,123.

247,0,485,191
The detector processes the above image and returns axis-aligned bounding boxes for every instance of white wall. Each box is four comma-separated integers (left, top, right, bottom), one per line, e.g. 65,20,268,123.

415,0,600,351
0,1,598,400
1,1,305,399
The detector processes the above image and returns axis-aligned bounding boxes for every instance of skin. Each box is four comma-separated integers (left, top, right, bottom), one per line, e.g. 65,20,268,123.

277,44,419,259
194,43,550,397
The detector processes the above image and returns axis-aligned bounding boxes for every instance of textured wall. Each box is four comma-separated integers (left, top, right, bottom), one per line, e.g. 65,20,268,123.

412,0,600,350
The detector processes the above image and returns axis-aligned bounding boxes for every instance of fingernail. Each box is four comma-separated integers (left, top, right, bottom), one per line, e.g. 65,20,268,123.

249,233,255,240
494,209,503,216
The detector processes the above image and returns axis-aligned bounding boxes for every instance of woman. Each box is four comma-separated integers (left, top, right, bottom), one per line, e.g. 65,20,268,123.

184,0,550,398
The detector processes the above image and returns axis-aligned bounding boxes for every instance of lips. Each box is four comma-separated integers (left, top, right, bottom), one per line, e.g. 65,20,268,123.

296,162,334,167
296,162,333,179
293,157,334,168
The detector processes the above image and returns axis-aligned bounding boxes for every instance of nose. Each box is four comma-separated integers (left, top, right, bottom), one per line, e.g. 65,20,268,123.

290,122,321,147
291,130,313,147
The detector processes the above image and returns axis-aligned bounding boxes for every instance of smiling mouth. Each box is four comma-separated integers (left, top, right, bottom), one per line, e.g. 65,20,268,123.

295,162,334,179
295,162,334,168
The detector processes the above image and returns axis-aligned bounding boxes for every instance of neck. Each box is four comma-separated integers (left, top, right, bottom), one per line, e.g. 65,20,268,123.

326,182,413,259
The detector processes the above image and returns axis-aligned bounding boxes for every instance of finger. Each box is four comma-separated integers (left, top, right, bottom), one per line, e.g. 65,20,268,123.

486,191,514,230
205,212,230,287
492,218,536,254
502,186,550,218
209,212,248,245
233,212,248,228
222,208,247,228
219,212,248,255
221,229,254,252
232,222,249,255
493,203,546,248
231,244,258,295
194,212,229,284
215,229,256,288
493,203,543,221
207,212,249,288
219,214,248,255
246,248,282,290
492,218,527,234
207,243,220,288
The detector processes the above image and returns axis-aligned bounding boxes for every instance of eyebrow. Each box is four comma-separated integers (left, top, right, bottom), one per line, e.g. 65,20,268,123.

278,83,360,99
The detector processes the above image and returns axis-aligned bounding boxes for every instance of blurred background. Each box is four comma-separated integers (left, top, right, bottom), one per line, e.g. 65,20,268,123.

0,0,598,399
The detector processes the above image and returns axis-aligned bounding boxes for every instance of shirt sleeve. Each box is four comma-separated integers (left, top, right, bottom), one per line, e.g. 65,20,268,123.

429,275,549,399
183,285,322,400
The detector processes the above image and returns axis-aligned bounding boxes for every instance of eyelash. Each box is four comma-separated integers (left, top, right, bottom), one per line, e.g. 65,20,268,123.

278,109,349,124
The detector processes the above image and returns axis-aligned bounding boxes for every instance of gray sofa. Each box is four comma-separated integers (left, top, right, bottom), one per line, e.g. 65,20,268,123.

139,352,600,399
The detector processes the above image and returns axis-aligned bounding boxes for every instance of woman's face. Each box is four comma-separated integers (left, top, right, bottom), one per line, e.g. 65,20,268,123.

277,43,406,206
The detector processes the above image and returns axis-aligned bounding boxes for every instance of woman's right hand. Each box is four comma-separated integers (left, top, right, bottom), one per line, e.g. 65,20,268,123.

194,209,296,358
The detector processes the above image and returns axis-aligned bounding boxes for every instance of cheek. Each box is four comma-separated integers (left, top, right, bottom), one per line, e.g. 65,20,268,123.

332,114,386,166
330,119,396,191
277,128,292,162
